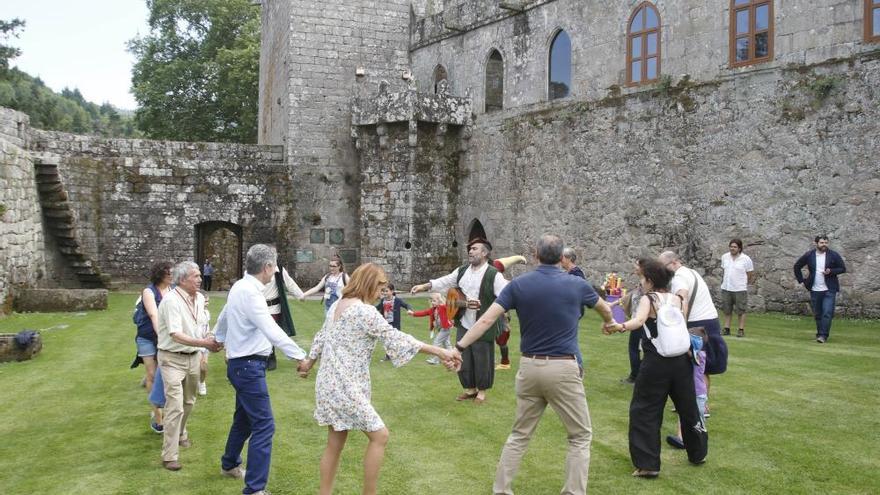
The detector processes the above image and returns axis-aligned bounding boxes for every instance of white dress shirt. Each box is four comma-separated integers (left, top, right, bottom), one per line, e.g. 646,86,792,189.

215,273,306,360
263,267,304,315
429,262,508,330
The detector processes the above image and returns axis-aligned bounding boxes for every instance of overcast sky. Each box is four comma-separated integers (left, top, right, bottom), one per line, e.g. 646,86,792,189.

6,0,150,110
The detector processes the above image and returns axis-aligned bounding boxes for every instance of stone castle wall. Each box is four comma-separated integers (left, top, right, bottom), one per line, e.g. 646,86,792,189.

0,108,47,314
409,0,866,115
456,52,880,316
257,0,414,282
31,132,294,285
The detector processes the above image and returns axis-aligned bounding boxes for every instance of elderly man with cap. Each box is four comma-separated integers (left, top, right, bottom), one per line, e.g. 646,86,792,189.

412,237,508,404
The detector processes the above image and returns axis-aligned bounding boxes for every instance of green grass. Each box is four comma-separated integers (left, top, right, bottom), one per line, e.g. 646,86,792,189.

0,293,878,494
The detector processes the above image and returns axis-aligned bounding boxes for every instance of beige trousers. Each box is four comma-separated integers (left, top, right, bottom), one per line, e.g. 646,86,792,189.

493,357,592,495
158,350,200,462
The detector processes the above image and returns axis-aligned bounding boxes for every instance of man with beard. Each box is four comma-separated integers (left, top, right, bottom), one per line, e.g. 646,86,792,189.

411,237,507,404
794,235,847,343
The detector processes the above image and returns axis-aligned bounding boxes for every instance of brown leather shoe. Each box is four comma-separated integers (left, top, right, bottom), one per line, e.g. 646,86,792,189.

163,460,182,471
179,438,192,448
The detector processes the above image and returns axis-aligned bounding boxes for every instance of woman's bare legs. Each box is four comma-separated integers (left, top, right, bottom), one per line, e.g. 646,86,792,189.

319,427,349,495
363,427,389,495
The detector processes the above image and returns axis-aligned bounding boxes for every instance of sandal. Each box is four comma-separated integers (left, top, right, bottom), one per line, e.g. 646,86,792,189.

632,469,659,478
456,392,478,401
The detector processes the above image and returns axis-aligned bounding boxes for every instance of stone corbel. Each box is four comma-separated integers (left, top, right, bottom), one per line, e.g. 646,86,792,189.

408,120,418,147
377,124,388,149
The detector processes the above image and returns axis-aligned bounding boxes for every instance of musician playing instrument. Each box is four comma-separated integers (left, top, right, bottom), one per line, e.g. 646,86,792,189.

411,237,508,404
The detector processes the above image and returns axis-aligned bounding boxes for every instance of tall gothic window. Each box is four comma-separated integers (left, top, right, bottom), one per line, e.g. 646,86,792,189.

867,0,880,42
627,2,661,86
729,0,774,67
548,30,571,100
433,64,448,93
485,50,504,112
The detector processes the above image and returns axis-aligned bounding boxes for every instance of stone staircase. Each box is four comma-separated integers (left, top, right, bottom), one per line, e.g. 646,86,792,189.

33,156,111,289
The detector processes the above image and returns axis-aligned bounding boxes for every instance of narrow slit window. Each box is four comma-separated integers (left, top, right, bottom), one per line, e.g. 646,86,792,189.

549,30,571,100
485,50,504,112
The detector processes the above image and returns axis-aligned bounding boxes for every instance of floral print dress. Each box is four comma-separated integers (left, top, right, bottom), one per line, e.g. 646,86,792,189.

309,300,422,432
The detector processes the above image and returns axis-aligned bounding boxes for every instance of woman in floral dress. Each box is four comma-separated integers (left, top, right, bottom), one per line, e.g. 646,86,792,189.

298,262,455,495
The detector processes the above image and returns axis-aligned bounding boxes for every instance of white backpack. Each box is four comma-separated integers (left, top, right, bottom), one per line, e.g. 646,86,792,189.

646,293,690,357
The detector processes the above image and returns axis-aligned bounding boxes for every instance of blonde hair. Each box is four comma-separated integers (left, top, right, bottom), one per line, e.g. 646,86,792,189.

430,292,446,304
342,263,387,304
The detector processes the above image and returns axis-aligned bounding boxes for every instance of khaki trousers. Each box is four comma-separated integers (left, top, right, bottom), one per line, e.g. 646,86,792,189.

493,357,592,495
158,350,200,462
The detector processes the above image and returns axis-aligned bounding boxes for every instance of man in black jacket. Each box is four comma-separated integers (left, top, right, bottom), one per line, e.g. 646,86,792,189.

794,235,847,343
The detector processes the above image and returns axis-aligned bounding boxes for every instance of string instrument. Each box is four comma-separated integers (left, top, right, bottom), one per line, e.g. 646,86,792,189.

445,288,469,320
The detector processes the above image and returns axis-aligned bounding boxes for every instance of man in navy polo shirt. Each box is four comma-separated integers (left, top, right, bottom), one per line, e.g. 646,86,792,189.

452,234,614,495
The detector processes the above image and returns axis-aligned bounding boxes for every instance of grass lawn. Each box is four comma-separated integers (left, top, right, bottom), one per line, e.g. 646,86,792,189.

0,293,878,495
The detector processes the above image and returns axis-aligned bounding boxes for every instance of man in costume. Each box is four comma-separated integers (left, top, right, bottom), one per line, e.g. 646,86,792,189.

263,260,304,370
412,237,507,404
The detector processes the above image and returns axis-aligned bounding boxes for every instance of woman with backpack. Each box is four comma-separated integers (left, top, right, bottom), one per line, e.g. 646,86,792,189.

131,261,173,433
301,257,349,313
603,258,707,478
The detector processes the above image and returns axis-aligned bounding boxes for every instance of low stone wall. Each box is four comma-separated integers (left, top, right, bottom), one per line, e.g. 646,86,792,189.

14,288,108,313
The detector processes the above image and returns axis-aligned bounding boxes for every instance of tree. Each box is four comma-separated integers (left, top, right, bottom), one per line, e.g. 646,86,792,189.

0,18,25,71
128,0,260,143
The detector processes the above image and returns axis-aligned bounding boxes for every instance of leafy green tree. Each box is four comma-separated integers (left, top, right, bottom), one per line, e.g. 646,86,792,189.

128,0,260,143
0,18,25,71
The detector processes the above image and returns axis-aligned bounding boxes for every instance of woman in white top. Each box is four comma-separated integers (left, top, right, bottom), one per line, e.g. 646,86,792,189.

301,258,349,312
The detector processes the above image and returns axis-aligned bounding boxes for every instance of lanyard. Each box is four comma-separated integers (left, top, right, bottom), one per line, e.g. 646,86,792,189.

175,288,199,324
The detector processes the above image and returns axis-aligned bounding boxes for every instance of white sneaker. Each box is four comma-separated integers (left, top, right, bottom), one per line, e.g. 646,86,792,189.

198,382,207,396
221,465,246,479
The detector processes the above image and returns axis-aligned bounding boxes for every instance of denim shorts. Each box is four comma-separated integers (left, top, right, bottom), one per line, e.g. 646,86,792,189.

136,336,158,357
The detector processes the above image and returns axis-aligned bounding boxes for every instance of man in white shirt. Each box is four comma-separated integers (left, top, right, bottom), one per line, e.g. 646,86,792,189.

156,261,223,471
411,237,508,404
214,244,307,494
720,239,755,338
660,251,729,415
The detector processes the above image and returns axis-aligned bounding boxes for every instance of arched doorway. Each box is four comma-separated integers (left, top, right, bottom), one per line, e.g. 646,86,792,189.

195,221,243,290
466,218,487,243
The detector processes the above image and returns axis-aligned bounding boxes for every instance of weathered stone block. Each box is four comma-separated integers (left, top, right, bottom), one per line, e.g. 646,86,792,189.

14,289,108,313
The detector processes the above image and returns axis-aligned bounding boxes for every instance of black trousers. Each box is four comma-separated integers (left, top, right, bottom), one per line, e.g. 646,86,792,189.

629,352,708,471
456,332,494,390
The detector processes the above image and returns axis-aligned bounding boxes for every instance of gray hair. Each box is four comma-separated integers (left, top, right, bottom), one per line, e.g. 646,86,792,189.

562,247,577,263
536,234,564,264
658,250,681,264
246,244,277,275
171,261,199,285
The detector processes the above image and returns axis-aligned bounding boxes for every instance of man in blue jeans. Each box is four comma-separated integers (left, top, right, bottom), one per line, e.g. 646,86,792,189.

214,244,307,494
794,235,847,343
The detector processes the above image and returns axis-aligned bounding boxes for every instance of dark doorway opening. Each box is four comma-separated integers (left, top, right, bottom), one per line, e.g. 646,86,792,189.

195,221,243,290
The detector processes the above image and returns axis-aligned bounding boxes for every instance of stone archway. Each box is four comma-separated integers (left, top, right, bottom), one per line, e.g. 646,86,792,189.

195,221,243,291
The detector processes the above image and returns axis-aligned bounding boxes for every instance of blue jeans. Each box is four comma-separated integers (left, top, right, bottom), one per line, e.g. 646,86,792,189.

222,357,275,494
810,290,837,339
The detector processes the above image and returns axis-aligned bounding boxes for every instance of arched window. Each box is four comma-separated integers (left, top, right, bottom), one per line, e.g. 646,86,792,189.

627,2,661,86
485,50,504,112
433,65,448,94
867,0,880,42
548,30,571,100
729,0,774,67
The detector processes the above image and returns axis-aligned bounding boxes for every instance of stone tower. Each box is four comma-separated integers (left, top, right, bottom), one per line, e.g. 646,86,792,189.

256,0,414,281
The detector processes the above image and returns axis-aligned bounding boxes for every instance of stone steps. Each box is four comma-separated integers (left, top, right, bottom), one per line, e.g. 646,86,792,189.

33,159,111,290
